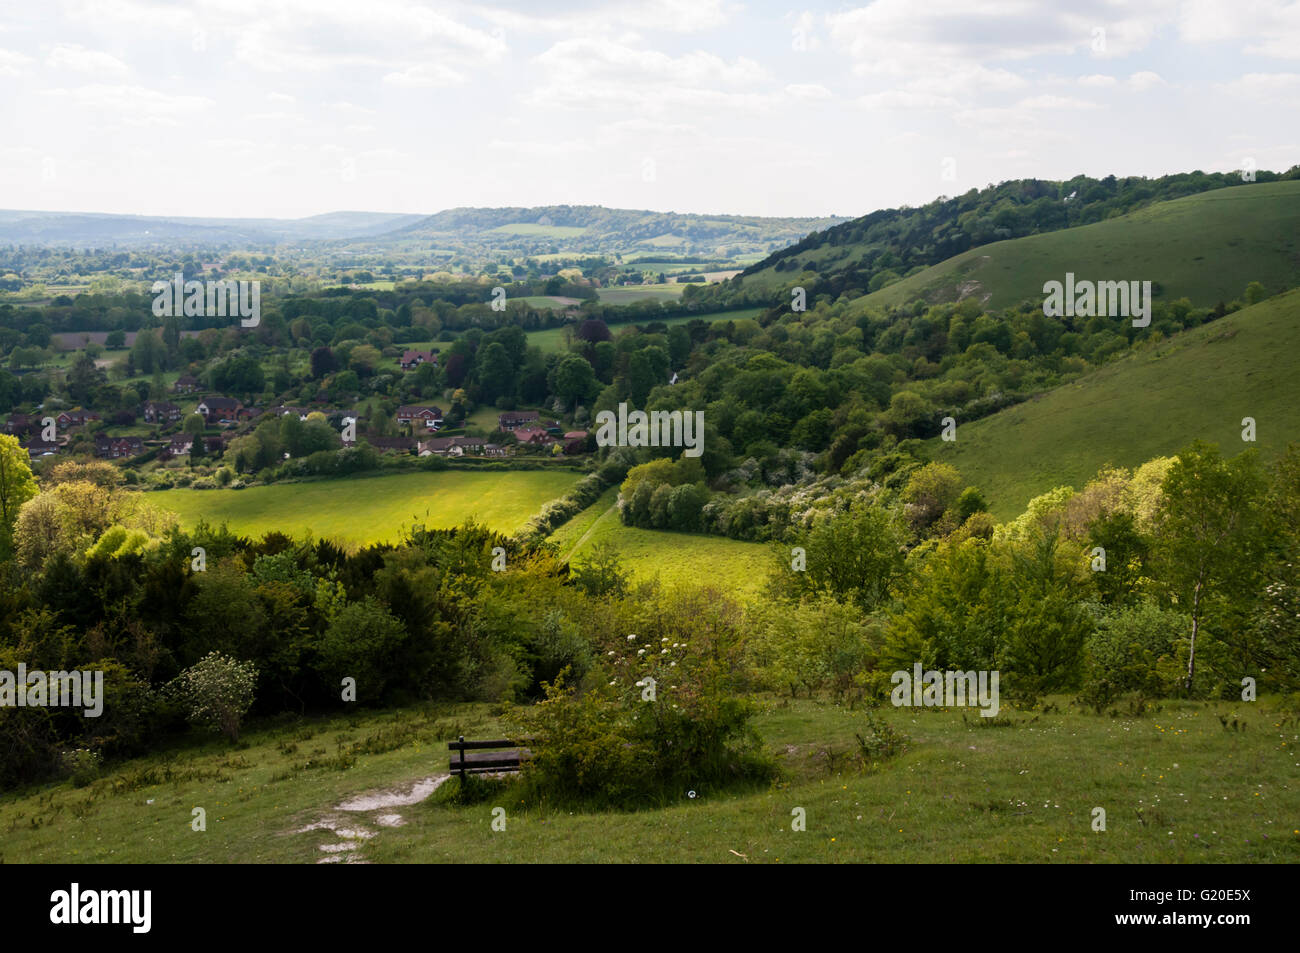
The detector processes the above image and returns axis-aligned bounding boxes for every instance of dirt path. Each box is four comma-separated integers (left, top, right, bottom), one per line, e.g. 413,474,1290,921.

295,774,451,863
560,502,618,564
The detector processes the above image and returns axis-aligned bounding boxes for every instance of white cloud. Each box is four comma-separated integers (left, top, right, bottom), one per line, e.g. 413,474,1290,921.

45,44,128,75
0,48,34,76
1128,71,1167,91
1078,74,1118,87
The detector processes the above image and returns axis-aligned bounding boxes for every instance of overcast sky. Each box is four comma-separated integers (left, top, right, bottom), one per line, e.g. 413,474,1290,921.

1,0,1297,220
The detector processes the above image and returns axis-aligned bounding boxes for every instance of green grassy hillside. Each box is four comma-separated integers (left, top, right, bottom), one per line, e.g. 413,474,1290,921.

3,695,1294,863
149,470,583,546
855,181,1300,311
929,289,1300,518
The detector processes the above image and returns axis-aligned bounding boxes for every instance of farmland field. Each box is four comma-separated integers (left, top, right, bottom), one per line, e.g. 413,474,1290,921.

596,285,685,304
526,307,765,353
549,490,771,598
148,469,584,545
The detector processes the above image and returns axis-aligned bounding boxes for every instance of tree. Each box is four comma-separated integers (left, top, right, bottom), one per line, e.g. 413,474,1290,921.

551,353,598,405
1154,442,1268,694
310,346,336,379
773,502,907,612
183,413,206,436
0,434,39,559
475,341,515,404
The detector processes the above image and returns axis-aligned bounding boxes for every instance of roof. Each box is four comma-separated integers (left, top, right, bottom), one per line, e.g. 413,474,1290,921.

396,404,443,417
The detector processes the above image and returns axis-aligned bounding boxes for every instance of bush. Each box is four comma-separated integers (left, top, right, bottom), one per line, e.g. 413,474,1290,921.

168,652,258,742
61,747,102,787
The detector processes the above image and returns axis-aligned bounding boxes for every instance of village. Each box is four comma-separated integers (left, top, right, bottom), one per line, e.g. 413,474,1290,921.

4,346,592,473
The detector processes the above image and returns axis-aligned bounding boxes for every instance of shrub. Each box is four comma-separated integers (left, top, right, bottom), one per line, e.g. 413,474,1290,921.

168,652,258,742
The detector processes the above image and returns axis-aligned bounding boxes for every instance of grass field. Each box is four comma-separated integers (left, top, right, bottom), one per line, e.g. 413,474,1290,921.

855,181,1300,311
3,693,1294,863
514,295,581,309
928,289,1300,519
596,285,685,305
549,490,772,598
526,307,765,354
148,470,584,545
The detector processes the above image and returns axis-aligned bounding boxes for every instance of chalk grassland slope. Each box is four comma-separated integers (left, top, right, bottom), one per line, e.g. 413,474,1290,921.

856,181,1300,311
1,696,1294,863
930,290,1300,519
548,490,771,598
149,470,583,546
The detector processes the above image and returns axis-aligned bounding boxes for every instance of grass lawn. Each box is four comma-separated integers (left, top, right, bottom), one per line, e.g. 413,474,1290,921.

929,289,1300,519
148,469,583,545
549,489,772,599
2,694,1294,863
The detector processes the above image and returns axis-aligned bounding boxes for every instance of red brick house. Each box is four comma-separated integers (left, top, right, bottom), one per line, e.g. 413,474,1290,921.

56,409,100,429
396,405,443,432
196,396,243,425
398,349,438,370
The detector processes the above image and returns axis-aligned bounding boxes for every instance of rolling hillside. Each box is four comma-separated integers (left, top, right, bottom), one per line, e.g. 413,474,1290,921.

929,288,1300,518
857,180,1300,311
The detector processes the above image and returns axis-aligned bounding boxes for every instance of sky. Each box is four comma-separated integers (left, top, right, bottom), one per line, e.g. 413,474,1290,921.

0,0,1297,220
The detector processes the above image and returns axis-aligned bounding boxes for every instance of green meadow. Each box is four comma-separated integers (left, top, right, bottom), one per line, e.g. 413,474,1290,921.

3,695,1294,864
595,285,685,305
526,307,765,353
929,290,1300,519
549,490,771,599
148,469,584,545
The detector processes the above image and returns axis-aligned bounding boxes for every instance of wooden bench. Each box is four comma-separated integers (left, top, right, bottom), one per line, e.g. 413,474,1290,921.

448,736,533,781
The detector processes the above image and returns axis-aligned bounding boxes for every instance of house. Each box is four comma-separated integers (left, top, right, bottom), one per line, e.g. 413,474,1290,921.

361,435,415,454
55,409,100,429
396,405,443,432
563,430,589,453
20,437,59,459
482,443,506,457
236,406,261,422
274,405,310,420
203,435,227,453
162,434,194,458
513,426,554,446
196,396,243,425
173,375,201,394
4,413,42,436
94,435,143,459
142,400,182,424
498,410,539,431
417,436,458,456
398,349,438,370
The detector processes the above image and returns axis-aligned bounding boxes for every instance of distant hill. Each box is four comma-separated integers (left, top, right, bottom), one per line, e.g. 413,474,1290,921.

928,288,1300,518
855,180,1300,311
0,209,426,246
387,205,848,258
